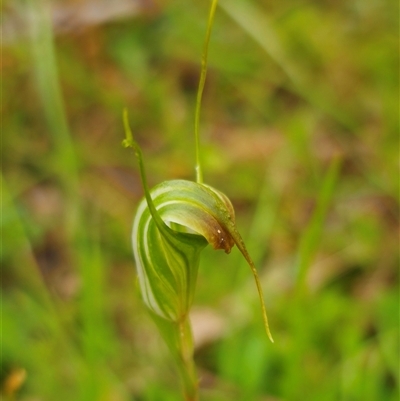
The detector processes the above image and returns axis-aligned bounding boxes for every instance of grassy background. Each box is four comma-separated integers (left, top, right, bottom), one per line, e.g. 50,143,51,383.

2,0,399,400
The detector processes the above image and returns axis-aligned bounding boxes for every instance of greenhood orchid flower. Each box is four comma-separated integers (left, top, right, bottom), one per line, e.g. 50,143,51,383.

124,112,273,342
123,1,272,399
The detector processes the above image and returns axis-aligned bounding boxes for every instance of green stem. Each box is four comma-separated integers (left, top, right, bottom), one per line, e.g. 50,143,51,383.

194,0,219,184
177,319,198,401
150,313,198,400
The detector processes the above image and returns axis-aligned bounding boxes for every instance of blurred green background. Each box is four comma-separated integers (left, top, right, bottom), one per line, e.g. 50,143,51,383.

2,0,399,400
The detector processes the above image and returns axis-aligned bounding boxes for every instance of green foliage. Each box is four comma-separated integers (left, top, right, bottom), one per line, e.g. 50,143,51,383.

2,0,398,400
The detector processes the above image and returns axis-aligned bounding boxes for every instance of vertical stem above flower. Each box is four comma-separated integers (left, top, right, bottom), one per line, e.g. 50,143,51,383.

194,0,219,184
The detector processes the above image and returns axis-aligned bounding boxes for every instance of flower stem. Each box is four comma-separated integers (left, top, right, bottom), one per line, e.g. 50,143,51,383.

194,0,219,184
177,319,198,401
149,312,198,400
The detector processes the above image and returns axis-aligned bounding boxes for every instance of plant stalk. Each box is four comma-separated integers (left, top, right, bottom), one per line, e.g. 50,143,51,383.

194,0,219,184
177,319,198,401
150,313,198,400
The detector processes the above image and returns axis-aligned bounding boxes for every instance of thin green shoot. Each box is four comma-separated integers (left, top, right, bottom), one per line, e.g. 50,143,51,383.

194,0,219,184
